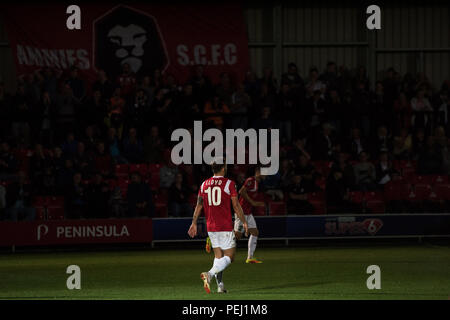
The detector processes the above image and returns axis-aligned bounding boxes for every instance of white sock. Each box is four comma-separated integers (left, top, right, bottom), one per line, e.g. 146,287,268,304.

248,235,258,259
216,271,223,286
208,256,231,277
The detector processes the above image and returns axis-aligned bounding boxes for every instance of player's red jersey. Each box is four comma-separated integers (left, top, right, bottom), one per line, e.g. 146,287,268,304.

198,176,238,232
239,177,258,215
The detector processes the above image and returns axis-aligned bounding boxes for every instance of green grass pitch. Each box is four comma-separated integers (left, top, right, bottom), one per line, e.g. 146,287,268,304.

0,244,449,300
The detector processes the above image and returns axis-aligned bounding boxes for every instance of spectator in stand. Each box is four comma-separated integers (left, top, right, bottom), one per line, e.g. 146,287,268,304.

0,142,18,180
286,173,314,214
65,172,86,219
110,86,126,116
55,83,77,139
159,156,179,189
176,83,201,128
294,154,317,191
116,63,136,99
189,64,213,106
93,141,113,177
330,152,356,190
126,88,149,133
412,128,427,160
275,83,295,144
352,80,372,138
371,126,392,159
230,83,251,130
326,169,355,214
107,127,127,164
5,171,36,221
215,72,234,106
73,142,92,177
392,128,412,160
253,106,275,131
346,127,368,160
326,88,344,134
305,67,326,99
433,88,449,128
393,92,412,130
307,90,327,131
86,173,110,218
168,173,193,217
352,65,370,92
29,143,51,187
375,151,396,188
281,63,305,102
258,67,278,98
92,69,114,100
313,123,335,160
417,136,443,174
279,158,295,189
204,95,230,130
319,61,339,90
262,170,284,201
143,125,164,164
411,88,433,130
382,67,400,109
57,158,76,190
127,171,154,218
122,127,143,164
79,89,107,129
61,132,78,158
65,66,86,103
354,151,376,191
11,84,32,145
35,91,56,147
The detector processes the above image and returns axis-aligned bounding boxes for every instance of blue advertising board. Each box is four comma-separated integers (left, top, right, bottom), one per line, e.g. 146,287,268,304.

152,214,450,241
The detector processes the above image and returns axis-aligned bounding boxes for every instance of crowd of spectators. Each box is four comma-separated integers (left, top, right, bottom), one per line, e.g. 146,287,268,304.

0,61,449,220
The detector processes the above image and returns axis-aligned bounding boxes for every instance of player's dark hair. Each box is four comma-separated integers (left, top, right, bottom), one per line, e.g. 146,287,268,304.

211,158,226,174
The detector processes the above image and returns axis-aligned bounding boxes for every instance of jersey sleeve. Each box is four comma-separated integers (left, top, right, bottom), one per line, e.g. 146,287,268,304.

229,180,238,197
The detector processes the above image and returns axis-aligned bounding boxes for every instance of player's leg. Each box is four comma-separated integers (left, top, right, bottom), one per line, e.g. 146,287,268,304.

246,215,263,264
201,232,235,293
233,213,244,240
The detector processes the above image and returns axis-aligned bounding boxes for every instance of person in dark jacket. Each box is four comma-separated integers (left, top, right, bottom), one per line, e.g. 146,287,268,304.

168,173,193,217
5,171,36,221
127,172,155,218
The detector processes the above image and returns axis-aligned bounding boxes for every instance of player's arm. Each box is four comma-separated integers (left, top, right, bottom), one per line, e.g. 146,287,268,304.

188,195,203,238
232,196,248,236
239,186,265,207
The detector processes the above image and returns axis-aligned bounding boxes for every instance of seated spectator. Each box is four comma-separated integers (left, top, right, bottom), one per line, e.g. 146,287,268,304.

0,142,18,180
230,83,251,130
411,89,433,129
330,152,356,189
354,151,376,191
93,142,113,177
65,172,86,219
326,169,359,214
295,155,317,190
286,173,314,215
313,123,335,160
418,136,443,174
168,173,193,217
392,128,412,159
5,171,36,221
73,142,92,177
375,151,396,187
122,127,143,163
86,173,110,219
57,158,76,190
109,183,125,218
107,127,127,164
261,170,284,201
159,153,179,189
143,126,164,164
204,95,230,129
346,127,368,159
127,172,154,218
279,158,295,190
370,126,392,158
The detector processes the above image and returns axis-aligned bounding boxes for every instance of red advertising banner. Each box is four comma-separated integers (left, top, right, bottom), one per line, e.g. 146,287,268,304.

1,4,249,83
0,219,153,246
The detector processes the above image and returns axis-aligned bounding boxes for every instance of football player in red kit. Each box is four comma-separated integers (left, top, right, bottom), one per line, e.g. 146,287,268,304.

188,159,248,294
234,166,265,264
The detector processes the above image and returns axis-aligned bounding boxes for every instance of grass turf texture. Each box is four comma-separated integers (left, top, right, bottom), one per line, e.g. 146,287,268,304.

0,244,449,300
